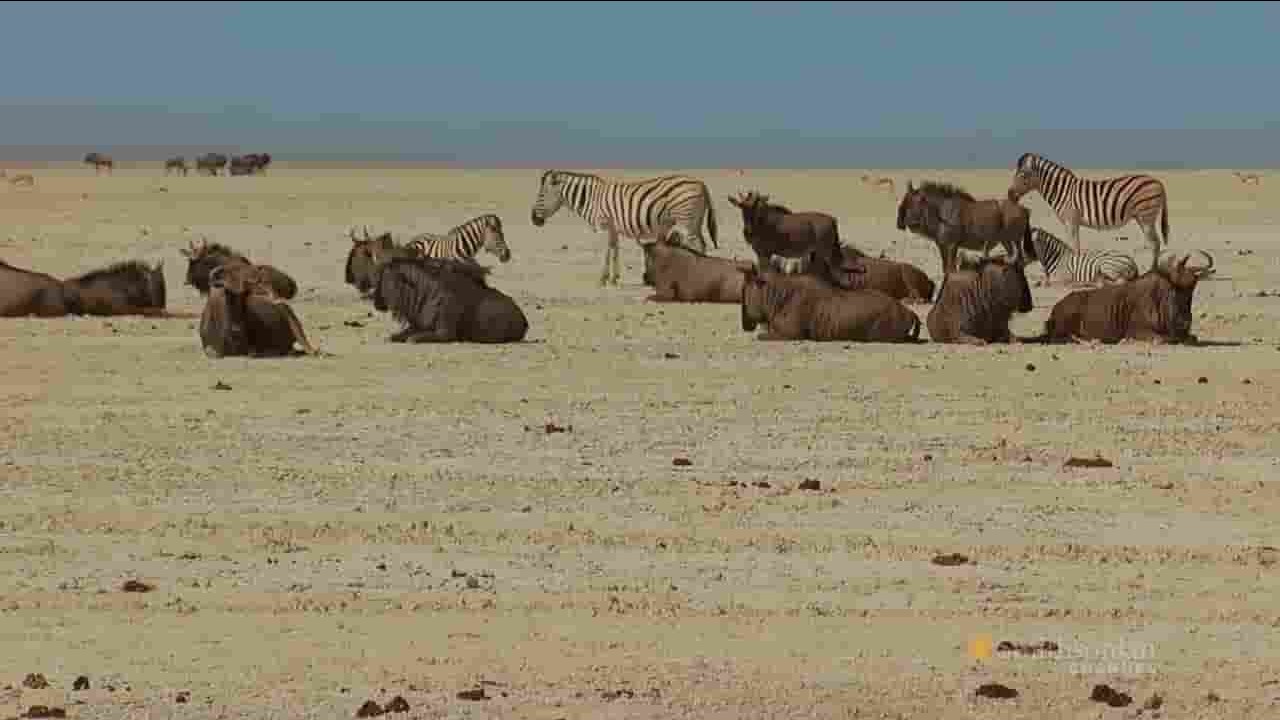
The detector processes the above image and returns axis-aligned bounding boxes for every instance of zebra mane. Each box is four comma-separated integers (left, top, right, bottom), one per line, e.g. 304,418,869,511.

542,169,599,185
916,181,975,202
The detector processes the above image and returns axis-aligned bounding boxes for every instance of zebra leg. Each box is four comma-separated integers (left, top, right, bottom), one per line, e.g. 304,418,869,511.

599,230,614,287
1142,222,1162,272
611,233,623,287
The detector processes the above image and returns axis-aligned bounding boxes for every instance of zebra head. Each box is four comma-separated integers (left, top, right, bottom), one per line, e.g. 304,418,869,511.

479,215,511,263
1008,153,1042,200
530,171,567,227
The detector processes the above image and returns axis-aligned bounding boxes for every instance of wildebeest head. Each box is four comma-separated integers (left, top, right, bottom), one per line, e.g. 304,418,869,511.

737,263,774,333
727,190,768,241
1157,249,1215,290
180,237,247,294
530,171,568,227
976,241,1033,314
344,226,396,296
1007,155,1041,201
478,215,512,263
895,181,935,233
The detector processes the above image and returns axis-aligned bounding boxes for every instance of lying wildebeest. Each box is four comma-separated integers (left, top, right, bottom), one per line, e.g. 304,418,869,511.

180,237,298,300
642,235,754,303
897,180,1031,276
370,256,529,344
62,259,168,317
199,263,318,358
925,241,1033,345
775,239,937,304
343,226,419,297
195,153,228,176
84,152,114,174
1038,250,1215,345
728,191,842,276
164,156,189,176
0,259,80,317
738,264,922,343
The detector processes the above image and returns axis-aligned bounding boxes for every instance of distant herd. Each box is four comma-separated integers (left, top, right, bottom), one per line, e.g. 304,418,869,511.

1,153,1227,357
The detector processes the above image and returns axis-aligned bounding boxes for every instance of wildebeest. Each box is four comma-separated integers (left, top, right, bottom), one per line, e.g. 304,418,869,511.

62,260,168,316
180,237,298,300
728,191,843,276
642,235,754,303
343,226,418,297
83,152,114,174
164,157,189,176
1039,250,1215,345
199,263,318,358
0,259,80,317
195,153,228,176
370,256,529,344
738,264,922,343
896,181,1031,276
229,153,272,176
925,242,1033,345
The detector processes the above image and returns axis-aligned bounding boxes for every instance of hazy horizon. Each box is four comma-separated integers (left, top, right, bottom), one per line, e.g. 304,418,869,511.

3,2,1277,169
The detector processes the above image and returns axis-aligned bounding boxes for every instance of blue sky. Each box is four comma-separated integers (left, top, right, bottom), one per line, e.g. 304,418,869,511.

2,1,1277,166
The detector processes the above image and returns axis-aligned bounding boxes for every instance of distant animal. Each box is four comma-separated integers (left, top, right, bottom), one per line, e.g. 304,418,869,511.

1233,171,1262,186
1008,152,1170,272
860,174,896,194
344,226,417,297
83,152,114,174
1024,227,1139,286
642,234,754,304
1039,250,1215,345
229,153,272,176
370,256,529,344
180,237,298,300
62,259,168,317
7,173,35,189
0,259,80,317
529,170,718,288
195,153,228,176
738,264,922,343
897,180,1031,276
164,157,189,176
407,213,512,264
199,263,318,358
729,190,845,272
925,244,1033,345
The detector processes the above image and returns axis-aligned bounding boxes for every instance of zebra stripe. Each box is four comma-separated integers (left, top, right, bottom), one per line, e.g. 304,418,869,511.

1010,152,1170,270
408,214,511,264
529,170,718,287
1026,227,1139,285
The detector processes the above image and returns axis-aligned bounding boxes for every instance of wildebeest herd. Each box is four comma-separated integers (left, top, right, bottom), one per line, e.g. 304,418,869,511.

3,152,1221,358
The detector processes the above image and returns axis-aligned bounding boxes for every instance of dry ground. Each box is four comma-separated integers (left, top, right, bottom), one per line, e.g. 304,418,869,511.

2,165,1279,720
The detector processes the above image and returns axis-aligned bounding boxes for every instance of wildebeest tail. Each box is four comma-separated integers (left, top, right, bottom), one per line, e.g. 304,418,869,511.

911,313,922,342
703,183,719,249
1160,204,1170,247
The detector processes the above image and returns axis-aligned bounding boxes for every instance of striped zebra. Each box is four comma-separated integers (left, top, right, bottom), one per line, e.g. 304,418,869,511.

407,213,511,264
529,170,718,287
1008,152,1170,271
1024,227,1139,287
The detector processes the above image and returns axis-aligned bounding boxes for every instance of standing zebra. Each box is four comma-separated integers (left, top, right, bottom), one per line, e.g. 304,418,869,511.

407,213,511,264
529,170,718,287
1008,152,1170,271
1023,227,1139,287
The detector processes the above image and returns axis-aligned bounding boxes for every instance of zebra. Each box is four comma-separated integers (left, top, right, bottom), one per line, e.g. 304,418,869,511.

407,213,511,264
1008,152,1170,272
529,170,718,287
1023,227,1139,287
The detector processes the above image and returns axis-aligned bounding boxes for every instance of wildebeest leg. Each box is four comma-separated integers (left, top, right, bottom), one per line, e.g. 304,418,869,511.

953,333,990,346
274,302,318,355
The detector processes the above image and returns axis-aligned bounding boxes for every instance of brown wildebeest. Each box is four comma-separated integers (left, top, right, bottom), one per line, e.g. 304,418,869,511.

84,152,114,174
896,180,1030,276
180,237,298,300
164,157,189,176
925,242,1033,345
738,264,922,343
198,264,318,358
195,153,228,176
62,260,167,317
229,153,272,176
1039,250,1215,345
0,259,81,317
728,191,843,275
370,256,529,344
344,226,408,297
642,235,754,303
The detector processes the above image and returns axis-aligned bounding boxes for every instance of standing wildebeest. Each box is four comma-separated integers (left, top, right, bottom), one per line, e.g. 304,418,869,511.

164,157,189,176
370,256,529,344
0,259,81,317
642,234,754,304
925,241,1033,345
343,226,419,297
180,237,298,300
728,191,842,276
83,152,114,174
738,264,922,343
229,153,272,176
1040,250,1215,345
62,260,168,317
896,181,1031,276
1008,152,1170,271
195,153,228,176
199,263,318,358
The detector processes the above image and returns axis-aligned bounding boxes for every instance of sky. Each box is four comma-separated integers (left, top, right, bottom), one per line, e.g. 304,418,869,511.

1,1,1277,167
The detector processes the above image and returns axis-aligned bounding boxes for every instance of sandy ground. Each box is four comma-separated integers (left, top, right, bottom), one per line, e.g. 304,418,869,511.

2,164,1280,719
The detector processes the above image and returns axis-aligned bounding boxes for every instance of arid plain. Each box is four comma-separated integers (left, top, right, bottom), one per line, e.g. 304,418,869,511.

2,165,1280,719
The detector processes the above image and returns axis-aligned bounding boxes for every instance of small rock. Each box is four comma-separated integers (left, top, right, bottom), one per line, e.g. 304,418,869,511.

798,479,821,491
663,352,680,359
72,676,89,691
355,699,384,717
672,457,692,467
1090,684,1133,707
1144,693,1164,710
1244,378,1253,385
1198,376,1208,384
121,579,154,593
22,674,48,689
213,381,232,391
343,320,365,328
601,688,635,701
1064,456,1113,469
1025,363,1036,372
456,688,488,701
544,422,570,434
1154,378,1162,385
25,706,67,719
385,696,410,713
1206,691,1221,702
175,691,190,704
923,453,933,461
931,553,970,567
974,683,1018,699
375,562,387,571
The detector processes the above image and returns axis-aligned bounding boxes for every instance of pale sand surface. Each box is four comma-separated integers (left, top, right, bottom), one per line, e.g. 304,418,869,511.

2,166,1280,719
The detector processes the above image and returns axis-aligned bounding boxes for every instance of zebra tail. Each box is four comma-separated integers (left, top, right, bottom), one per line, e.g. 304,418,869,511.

1160,203,1170,247
703,184,719,249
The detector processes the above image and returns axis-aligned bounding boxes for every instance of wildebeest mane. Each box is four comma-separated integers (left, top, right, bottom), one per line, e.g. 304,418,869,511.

916,181,976,202
69,259,156,285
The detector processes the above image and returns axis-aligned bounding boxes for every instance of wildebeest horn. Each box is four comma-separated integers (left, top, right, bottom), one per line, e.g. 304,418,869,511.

1178,253,1189,274
906,180,914,193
